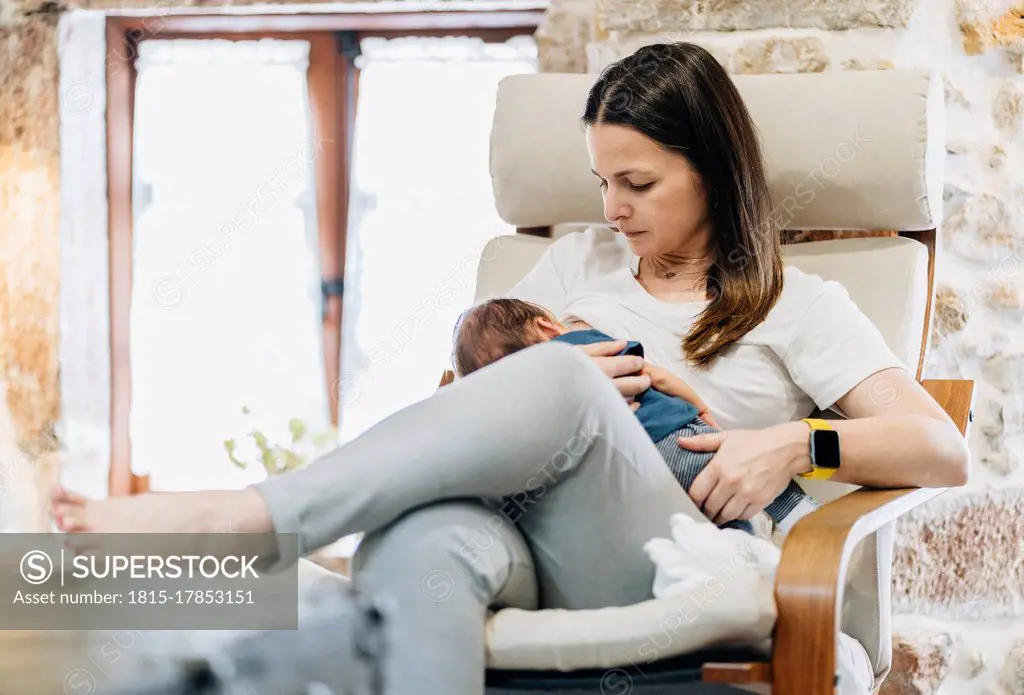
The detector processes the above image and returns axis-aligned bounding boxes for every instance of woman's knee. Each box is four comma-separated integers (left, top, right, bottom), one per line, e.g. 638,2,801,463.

353,502,536,600
513,341,618,404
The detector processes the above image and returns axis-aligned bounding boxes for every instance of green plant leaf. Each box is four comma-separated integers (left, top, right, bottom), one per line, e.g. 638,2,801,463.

280,448,304,472
223,415,337,476
224,439,248,470
288,418,308,444
312,427,338,448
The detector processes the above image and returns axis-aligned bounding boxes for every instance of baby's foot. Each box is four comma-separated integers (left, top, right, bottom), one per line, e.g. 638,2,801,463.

773,496,821,537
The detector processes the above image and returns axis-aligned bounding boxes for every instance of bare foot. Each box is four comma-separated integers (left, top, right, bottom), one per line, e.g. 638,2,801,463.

49,484,273,535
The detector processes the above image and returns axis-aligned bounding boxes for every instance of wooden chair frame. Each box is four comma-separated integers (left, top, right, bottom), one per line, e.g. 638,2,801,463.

440,227,975,695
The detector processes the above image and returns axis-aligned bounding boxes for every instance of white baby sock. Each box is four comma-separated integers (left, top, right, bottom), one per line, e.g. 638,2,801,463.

774,496,821,537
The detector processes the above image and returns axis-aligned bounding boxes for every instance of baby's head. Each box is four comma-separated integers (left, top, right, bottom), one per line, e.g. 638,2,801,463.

452,298,567,377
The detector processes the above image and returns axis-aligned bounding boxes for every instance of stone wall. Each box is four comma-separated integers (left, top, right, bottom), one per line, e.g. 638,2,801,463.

534,1,1024,693
0,12,63,531
0,14,61,449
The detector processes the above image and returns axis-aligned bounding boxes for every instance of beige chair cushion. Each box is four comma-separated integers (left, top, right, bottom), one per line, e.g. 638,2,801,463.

485,572,776,671
474,232,929,397
490,70,944,232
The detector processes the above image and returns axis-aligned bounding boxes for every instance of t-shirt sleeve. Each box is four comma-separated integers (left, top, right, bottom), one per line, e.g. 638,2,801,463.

505,246,569,315
782,280,908,411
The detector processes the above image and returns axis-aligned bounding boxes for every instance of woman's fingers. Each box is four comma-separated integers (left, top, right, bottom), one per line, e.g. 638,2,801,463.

578,340,628,357
602,355,647,379
677,431,726,451
681,433,729,519
575,341,650,397
742,505,760,521
577,342,644,377
699,482,731,522
687,464,718,510
615,374,652,398
714,498,748,525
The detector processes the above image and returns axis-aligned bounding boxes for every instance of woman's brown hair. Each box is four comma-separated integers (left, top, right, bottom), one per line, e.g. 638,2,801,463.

582,42,783,369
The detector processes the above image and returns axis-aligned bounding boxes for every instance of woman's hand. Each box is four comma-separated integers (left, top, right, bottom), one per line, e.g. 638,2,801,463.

677,422,809,524
577,340,651,400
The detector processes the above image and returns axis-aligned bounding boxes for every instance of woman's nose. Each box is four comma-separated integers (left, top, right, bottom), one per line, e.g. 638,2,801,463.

603,188,629,224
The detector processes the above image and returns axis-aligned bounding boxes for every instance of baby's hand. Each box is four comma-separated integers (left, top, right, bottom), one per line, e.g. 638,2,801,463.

698,409,721,429
642,363,721,428
641,363,684,395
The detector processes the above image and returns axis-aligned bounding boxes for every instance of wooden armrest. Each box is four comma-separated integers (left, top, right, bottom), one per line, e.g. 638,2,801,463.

921,379,975,436
704,487,947,693
772,487,946,694
703,663,772,694
769,378,974,694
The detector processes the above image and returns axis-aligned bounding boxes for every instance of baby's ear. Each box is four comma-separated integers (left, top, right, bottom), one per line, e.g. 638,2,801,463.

534,316,565,339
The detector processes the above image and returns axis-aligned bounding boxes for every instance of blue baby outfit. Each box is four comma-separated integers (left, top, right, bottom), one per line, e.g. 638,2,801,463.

551,328,700,441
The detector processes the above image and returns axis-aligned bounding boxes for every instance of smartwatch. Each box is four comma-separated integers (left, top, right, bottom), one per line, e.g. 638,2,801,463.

798,418,841,480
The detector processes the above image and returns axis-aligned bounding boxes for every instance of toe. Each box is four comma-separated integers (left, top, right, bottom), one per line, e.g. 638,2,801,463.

50,483,70,504
51,484,89,506
66,487,89,505
56,503,87,532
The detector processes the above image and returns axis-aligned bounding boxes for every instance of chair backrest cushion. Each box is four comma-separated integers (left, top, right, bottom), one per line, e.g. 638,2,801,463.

474,232,929,372
490,69,944,232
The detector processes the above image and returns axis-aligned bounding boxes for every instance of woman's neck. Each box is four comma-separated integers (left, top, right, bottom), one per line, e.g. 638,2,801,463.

643,252,709,282
635,255,713,303
643,240,714,282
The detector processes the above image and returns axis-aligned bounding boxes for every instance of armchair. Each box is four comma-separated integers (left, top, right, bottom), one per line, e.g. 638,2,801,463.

450,69,976,695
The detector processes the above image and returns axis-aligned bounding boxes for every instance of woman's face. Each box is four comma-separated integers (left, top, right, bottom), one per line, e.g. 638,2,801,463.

586,122,712,258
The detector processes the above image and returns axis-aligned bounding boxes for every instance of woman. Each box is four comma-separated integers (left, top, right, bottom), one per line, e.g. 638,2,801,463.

51,43,967,694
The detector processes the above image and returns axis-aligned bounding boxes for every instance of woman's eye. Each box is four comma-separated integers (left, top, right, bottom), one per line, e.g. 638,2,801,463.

628,181,654,192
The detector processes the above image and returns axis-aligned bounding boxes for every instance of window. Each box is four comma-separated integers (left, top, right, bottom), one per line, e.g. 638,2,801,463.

129,39,330,491
338,35,537,443
102,14,542,496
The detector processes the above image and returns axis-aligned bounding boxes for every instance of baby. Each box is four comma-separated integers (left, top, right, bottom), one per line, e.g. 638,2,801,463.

452,297,819,536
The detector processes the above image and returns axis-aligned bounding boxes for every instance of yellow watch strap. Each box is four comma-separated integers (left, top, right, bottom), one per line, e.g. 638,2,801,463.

798,418,838,479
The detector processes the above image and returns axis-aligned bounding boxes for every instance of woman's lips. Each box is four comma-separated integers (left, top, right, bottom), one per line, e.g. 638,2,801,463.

622,230,647,238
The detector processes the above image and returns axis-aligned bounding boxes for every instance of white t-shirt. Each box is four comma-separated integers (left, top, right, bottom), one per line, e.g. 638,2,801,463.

507,226,907,431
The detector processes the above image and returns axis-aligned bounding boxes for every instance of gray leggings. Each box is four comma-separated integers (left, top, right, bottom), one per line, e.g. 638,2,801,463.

252,341,711,695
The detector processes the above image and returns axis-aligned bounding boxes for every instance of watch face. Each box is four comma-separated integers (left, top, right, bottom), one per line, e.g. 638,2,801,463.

811,430,841,469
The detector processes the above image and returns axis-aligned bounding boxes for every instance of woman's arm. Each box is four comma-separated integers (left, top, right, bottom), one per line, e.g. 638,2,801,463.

680,367,969,524
680,274,971,523
804,367,969,488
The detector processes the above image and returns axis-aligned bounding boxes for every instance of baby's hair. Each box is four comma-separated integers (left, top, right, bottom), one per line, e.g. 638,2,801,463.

452,298,553,377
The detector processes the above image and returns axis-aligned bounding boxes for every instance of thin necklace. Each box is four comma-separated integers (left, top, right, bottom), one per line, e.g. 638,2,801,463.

641,257,685,280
